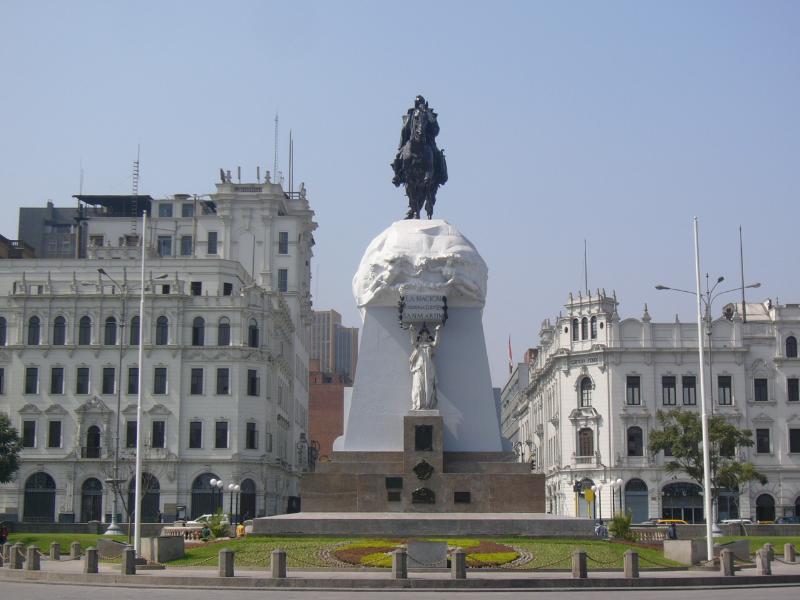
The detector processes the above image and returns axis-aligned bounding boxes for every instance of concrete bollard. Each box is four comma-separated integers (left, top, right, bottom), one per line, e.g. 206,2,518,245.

572,549,587,579
10,543,25,569
719,549,735,576
70,541,81,560
784,543,797,563
451,547,467,579
25,546,40,571
391,548,408,579
2,542,11,563
756,548,771,576
218,548,235,577
121,546,136,575
84,547,98,574
763,543,775,562
50,541,61,561
623,550,639,578
270,549,286,579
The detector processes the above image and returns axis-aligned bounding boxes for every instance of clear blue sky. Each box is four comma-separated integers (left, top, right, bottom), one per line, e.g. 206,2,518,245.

1,1,798,386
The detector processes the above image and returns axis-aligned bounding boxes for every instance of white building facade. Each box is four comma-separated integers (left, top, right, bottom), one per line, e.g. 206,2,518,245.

0,175,316,523
508,290,800,524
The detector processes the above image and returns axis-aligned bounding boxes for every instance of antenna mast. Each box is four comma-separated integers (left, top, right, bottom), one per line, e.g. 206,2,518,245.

273,113,279,181
132,145,140,233
583,239,589,295
289,129,293,195
739,226,747,323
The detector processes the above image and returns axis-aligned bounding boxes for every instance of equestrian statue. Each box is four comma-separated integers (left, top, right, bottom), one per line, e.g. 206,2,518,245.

391,95,448,219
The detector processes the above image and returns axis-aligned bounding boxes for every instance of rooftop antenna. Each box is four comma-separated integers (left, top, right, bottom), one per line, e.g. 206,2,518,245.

289,129,294,195
739,226,747,323
131,145,140,233
79,159,84,195
583,239,589,296
273,113,279,181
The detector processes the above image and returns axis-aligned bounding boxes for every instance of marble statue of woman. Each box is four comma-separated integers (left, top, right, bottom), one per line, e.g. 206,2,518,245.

409,323,442,410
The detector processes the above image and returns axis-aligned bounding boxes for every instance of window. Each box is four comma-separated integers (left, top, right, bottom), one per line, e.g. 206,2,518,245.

278,231,289,254
787,336,798,358
28,316,41,345
247,369,259,396
0,368,3,394
215,421,228,449
682,376,697,405
130,316,140,345
192,316,205,346
207,231,218,255
180,235,193,256
454,491,472,504
756,428,770,454
579,377,592,407
754,378,769,402
246,422,258,449
789,378,799,403
47,421,62,448
153,367,167,394
216,368,230,394
25,367,39,394
161,284,170,295
0,316,6,345
190,368,204,395
627,426,644,456
158,203,173,217
52,316,66,345
572,318,579,342
102,367,115,394
181,202,194,217
278,268,288,292
151,421,166,449
104,317,117,345
189,421,202,449
157,236,172,257
578,428,594,456
590,316,598,339
78,316,91,345
662,376,676,405
223,282,233,296
155,316,168,345
22,420,36,447
190,281,202,296
50,367,64,394
626,376,641,405
581,317,588,340
789,429,800,454
248,319,259,348
128,367,139,394
126,421,137,447
718,375,733,405
218,318,231,345
76,367,90,394
89,234,104,247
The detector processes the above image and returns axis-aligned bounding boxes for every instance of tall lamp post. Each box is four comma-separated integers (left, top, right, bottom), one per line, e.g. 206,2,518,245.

655,218,760,561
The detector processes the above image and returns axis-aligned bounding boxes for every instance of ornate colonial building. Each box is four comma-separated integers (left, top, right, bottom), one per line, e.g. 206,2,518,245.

505,290,800,524
0,173,316,523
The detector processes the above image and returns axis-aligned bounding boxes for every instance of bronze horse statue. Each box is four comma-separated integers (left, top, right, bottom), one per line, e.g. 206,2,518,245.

392,96,447,219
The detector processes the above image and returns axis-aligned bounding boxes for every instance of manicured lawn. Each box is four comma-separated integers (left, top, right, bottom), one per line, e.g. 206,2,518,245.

6,532,128,553
717,535,800,556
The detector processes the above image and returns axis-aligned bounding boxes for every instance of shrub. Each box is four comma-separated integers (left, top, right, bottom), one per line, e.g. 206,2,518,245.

208,510,230,538
609,511,636,541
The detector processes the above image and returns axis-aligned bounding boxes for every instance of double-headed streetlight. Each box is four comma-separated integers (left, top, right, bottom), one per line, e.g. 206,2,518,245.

227,483,240,526
209,478,225,513
610,478,624,516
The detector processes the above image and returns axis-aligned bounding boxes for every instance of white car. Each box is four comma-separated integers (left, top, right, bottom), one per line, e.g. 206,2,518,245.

186,513,229,527
721,518,752,525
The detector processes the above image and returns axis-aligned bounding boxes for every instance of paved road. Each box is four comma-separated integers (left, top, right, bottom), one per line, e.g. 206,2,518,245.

5,582,800,599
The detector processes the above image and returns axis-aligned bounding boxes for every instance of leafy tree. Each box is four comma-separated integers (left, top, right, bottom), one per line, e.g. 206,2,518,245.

648,409,767,517
0,413,22,483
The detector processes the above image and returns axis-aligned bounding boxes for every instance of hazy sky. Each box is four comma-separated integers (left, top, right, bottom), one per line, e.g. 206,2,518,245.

1,1,798,386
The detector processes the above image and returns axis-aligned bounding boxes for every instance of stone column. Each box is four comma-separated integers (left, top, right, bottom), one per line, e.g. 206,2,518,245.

270,549,286,578
70,541,81,560
84,548,99,574
121,546,136,575
50,541,61,561
763,543,775,561
10,543,25,569
451,548,467,579
219,549,235,577
719,549,735,576
784,543,796,563
392,549,408,579
2,542,11,563
756,549,771,576
25,546,40,571
623,550,639,578
572,549,587,579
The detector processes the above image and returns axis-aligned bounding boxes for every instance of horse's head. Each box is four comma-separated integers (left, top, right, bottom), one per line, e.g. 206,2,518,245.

411,109,427,144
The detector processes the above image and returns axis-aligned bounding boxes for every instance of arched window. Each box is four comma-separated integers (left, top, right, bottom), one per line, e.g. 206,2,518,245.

155,316,168,346
52,316,66,345
787,336,798,358
128,473,160,523
248,319,259,348
755,493,776,522
572,319,579,342
624,479,649,523
590,316,598,339
80,478,103,523
627,426,644,456
78,316,92,345
104,316,117,345
28,316,41,345
218,318,231,346
84,425,101,458
23,472,56,523
0,316,6,345
580,377,592,407
578,427,594,456
581,317,588,340
192,317,205,346
130,316,140,345
191,473,223,519
240,479,257,521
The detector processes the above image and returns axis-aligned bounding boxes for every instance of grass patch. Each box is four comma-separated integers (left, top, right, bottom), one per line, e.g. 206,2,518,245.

6,532,128,553
717,535,800,557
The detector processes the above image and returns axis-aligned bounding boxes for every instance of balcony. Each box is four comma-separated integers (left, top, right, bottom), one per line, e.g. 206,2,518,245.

81,446,103,459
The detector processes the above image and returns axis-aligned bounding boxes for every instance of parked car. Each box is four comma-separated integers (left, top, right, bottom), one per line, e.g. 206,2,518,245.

776,516,800,524
655,519,688,525
186,513,229,527
721,518,753,525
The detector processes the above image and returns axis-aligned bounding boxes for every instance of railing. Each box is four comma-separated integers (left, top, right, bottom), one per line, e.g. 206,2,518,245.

81,447,102,459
